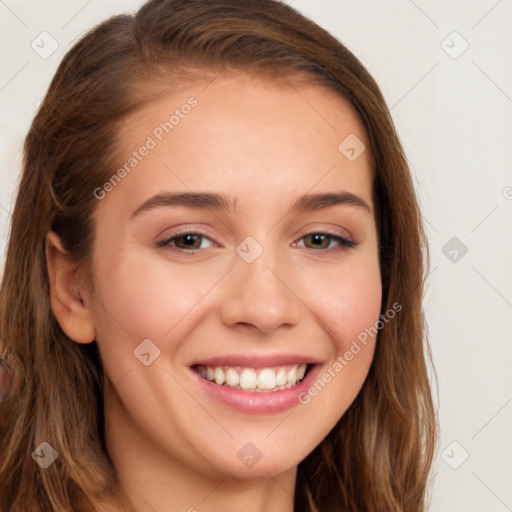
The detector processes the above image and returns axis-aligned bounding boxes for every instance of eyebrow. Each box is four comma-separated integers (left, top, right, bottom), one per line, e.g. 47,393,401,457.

129,190,372,219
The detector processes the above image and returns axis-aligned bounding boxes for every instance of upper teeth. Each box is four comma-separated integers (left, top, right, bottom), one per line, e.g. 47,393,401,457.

196,364,308,391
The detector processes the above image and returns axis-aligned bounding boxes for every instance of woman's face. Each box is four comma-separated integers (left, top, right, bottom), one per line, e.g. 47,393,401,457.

86,73,381,481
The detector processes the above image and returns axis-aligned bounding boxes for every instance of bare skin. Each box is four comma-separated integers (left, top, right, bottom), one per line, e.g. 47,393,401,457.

46,72,382,512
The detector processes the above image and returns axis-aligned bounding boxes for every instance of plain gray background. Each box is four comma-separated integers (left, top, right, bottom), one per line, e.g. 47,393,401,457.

1,1,511,510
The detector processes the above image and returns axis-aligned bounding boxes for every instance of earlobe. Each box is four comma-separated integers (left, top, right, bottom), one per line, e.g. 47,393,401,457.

45,231,96,344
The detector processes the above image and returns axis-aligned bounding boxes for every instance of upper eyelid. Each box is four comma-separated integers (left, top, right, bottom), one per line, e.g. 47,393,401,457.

158,222,354,240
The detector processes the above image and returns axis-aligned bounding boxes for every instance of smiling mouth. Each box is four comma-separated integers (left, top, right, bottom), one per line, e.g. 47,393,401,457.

191,363,313,392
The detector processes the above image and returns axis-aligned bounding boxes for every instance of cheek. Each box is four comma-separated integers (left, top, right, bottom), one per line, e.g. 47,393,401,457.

90,253,224,383
94,254,218,335
331,271,382,345
299,262,381,414
303,252,382,348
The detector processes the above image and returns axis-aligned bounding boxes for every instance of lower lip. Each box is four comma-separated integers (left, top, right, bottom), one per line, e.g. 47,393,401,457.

189,363,323,415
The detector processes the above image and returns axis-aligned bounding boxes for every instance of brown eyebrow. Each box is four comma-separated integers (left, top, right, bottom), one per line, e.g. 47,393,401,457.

130,192,237,218
292,191,372,213
129,191,372,219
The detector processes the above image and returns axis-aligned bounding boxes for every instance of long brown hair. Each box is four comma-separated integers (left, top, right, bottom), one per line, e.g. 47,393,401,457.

0,1,437,510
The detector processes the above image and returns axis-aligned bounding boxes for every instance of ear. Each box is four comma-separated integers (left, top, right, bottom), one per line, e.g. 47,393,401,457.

45,231,96,344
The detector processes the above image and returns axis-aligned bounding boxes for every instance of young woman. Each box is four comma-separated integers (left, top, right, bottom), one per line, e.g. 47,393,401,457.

0,1,437,510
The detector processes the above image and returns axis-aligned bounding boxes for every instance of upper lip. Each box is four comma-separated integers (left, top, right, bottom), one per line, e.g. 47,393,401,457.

190,353,323,369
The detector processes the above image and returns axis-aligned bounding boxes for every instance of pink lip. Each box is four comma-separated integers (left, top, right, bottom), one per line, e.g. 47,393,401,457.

188,363,323,415
189,353,322,369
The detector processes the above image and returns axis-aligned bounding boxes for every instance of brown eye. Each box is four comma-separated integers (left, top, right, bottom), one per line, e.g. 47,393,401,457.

298,232,355,251
173,234,203,250
156,232,214,252
303,233,331,249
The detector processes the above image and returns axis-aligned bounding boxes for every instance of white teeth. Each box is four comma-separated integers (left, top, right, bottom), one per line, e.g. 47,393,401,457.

287,366,297,385
275,368,287,386
257,368,276,390
225,368,239,387
239,368,257,390
196,363,309,392
213,367,225,385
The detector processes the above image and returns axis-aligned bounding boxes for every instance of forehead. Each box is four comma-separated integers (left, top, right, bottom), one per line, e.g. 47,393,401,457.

121,71,370,156
98,73,373,218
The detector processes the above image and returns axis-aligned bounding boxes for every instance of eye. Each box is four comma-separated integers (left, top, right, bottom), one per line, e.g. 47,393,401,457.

156,230,356,254
294,231,355,251
156,231,214,252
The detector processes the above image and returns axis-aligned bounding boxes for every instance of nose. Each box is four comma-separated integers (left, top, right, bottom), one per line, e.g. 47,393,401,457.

219,246,303,334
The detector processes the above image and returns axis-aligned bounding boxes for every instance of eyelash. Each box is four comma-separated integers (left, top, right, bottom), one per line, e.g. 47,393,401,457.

156,229,356,254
